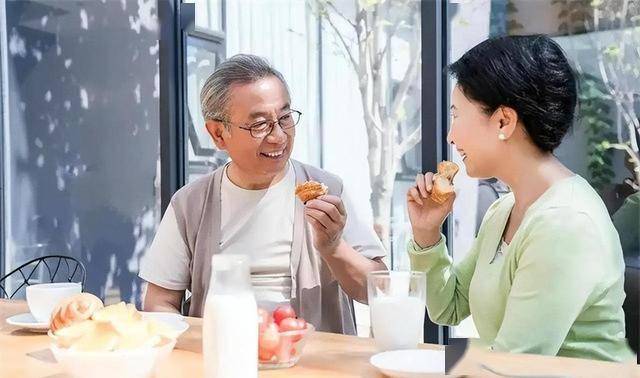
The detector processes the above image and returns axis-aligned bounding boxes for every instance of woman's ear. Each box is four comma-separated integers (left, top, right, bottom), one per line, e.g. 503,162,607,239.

205,120,230,150
492,106,518,140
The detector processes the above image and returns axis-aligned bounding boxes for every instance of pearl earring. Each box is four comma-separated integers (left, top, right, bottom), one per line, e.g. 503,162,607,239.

498,132,506,141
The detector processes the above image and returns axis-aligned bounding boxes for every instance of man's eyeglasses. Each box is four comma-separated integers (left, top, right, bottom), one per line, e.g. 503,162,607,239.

215,110,302,139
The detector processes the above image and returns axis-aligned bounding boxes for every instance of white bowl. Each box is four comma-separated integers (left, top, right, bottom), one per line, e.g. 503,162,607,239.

140,311,189,337
50,338,176,378
26,282,82,323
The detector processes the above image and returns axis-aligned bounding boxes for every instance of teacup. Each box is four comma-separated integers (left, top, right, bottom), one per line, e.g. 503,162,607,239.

26,282,82,323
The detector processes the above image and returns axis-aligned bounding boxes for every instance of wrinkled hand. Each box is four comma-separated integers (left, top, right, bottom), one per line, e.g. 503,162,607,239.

407,172,456,247
305,195,347,254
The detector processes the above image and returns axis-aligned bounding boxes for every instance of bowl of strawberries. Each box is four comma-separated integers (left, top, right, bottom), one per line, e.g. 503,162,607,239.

258,305,314,369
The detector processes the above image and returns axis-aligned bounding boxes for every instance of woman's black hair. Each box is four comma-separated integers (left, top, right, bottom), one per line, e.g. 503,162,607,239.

448,34,577,152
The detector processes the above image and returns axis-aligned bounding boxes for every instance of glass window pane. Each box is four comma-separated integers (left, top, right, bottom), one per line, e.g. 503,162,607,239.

184,0,223,32
2,0,161,303
221,0,421,337
185,36,228,183
447,0,640,340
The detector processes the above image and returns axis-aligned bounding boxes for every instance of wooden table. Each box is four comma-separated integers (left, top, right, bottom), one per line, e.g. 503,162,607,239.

1,300,637,377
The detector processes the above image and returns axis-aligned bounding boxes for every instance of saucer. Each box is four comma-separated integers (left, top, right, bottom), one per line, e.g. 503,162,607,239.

5,312,49,332
370,349,445,378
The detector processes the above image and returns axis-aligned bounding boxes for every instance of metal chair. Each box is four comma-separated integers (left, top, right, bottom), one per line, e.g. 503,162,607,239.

0,255,86,299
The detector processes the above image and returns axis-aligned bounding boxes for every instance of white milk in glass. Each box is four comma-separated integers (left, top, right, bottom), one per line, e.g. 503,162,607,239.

203,255,258,378
370,295,425,351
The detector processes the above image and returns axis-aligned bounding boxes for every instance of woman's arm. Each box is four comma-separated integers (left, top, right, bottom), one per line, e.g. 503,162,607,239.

409,235,480,326
406,171,481,326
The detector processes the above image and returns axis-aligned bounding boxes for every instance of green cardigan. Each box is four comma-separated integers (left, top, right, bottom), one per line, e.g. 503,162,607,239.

409,175,635,362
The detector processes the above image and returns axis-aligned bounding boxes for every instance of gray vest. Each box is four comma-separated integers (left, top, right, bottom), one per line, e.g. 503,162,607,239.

170,159,357,335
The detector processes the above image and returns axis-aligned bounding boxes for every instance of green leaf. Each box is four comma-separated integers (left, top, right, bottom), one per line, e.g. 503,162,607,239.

359,0,383,9
603,45,621,58
457,18,470,27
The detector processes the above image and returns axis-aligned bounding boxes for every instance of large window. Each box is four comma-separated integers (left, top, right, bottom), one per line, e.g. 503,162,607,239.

447,0,640,344
178,0,423,337
1,0,161,304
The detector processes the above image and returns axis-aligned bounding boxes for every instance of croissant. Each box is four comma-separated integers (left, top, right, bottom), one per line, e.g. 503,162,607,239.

295,181,328,203
50,293,104,332
430,161,459,204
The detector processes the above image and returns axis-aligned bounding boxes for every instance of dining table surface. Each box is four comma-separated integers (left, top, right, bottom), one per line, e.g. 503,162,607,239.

1,299,637,377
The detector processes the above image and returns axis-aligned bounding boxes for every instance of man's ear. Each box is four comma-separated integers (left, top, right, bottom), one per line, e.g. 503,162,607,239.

491,106,518,139
205,119,230,150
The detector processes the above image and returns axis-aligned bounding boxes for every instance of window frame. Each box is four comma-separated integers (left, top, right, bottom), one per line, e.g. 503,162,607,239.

421,0,450,345
158,0,226,213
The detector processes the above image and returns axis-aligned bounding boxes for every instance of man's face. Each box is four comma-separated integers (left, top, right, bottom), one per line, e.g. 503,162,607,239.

211,76,295,179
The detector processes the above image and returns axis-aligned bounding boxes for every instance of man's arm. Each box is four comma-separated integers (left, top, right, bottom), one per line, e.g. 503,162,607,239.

142,282,184,314
138,203,191,314
317,240,387,303
305,195,387,303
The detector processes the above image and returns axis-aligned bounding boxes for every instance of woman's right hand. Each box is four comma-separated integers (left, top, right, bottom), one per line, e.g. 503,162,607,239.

406,172,456,248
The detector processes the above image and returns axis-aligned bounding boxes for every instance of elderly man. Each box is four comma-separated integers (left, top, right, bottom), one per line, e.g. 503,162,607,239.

139,54,386,334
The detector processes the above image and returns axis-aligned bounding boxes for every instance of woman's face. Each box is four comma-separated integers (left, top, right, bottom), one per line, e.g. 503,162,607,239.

447,85,504,179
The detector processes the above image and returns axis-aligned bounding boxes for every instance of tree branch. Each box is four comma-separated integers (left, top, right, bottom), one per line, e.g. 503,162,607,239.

327,1,358,30
374,20,404,72
389,52,420,122
389,12,421,121
322,12,359,72
397,124,421,157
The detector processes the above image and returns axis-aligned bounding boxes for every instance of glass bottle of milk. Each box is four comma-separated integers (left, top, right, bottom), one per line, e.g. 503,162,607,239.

203,254,258,378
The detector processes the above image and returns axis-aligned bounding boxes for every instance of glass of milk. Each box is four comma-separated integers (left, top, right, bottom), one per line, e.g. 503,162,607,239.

203,254,258,378
367,270,426,351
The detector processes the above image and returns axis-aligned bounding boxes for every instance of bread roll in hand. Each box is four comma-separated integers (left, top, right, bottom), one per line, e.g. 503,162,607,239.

430,161,459,204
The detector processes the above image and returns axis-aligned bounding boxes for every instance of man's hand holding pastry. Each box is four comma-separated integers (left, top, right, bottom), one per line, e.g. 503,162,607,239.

296,181,347,254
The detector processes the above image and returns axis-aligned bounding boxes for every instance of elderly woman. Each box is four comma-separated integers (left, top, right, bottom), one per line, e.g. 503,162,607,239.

407,35,634,362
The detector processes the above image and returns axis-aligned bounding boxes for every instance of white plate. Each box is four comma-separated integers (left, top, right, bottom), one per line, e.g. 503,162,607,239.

370,349,445,378
5,312,49,332
140,311,189,336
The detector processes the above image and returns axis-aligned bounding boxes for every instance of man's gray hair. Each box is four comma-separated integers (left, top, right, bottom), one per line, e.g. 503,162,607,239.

200,54,289,122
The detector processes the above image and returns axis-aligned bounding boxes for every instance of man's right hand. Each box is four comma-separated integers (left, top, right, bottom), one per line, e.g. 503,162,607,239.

406,172,456,248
